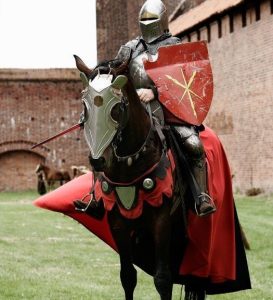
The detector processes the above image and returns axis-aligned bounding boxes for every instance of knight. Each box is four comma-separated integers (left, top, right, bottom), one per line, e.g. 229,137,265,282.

116,0,216,216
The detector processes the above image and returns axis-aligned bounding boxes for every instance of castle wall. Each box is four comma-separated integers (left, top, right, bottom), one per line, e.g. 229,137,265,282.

0,69,89,191
177,0,273,193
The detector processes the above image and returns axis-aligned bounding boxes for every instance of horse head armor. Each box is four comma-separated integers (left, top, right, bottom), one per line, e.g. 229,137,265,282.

81,72,128,159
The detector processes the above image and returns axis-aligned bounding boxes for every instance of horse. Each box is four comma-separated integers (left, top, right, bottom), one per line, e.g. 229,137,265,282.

35,163,71,190
72,55,208,300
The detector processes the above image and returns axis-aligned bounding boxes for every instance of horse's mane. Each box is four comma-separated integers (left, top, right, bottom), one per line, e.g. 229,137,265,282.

90,59,128,81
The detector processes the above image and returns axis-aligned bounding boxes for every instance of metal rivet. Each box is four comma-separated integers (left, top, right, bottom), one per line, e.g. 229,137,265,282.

143,178,154,190
101,181,109,193
127,157,133,166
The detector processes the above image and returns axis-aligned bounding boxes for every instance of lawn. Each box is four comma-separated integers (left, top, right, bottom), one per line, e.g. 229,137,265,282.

0,191,272,299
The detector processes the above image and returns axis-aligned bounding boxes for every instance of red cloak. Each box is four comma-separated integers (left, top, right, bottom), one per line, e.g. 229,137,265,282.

180,126,235,282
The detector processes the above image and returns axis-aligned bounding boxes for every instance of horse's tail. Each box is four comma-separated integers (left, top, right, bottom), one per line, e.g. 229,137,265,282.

239,222,251,250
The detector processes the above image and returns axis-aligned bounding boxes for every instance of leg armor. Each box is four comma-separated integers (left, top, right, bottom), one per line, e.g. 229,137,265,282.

173,125,216,216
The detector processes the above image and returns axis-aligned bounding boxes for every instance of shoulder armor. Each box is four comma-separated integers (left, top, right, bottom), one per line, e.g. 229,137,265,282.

162,36,181,46
115,45,132,62
116,38,143,61
125,38,140,51
171,36,181,44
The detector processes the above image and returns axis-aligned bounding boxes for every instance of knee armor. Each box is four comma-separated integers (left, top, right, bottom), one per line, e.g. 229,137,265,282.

174,126,205,167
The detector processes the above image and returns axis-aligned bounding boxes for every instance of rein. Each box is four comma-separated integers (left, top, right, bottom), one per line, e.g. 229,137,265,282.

102,151,166,186
112,99,155,166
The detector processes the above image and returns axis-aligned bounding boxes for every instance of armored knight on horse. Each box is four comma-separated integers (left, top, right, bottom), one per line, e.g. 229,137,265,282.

115,0,215,217
33,1,251,299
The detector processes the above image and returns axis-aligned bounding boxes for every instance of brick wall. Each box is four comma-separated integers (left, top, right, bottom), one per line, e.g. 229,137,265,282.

0,69,90,191
0,150,45,191
178,0,273,193
96,0,129,61
208,11,273,193
127,0,145,41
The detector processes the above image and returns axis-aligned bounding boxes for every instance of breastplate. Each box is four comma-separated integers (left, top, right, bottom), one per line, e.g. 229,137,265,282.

129,52,154,90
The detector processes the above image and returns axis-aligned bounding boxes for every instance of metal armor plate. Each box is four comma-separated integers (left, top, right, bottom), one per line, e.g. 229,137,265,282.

144,41,213,125
129,52,154,89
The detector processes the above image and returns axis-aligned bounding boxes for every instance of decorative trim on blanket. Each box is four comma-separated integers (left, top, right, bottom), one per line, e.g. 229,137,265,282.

94,151,175,219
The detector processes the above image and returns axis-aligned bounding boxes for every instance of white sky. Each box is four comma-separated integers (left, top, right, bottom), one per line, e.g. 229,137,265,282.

0,0,97,68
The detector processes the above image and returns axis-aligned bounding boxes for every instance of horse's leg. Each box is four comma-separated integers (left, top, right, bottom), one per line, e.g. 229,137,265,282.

108,211,137,300
151,201,173,300
185,286,206,300
46,175,53,190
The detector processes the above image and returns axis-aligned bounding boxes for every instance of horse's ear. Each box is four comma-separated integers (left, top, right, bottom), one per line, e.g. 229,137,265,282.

80,72,89,88
74,55,93,78
111,75,128,89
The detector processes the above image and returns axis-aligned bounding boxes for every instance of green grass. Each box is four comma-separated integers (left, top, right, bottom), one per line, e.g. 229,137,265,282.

0,191,272,299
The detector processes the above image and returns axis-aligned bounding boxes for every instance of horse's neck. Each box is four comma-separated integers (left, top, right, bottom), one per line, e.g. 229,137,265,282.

104,82,162,183
120,81,151,152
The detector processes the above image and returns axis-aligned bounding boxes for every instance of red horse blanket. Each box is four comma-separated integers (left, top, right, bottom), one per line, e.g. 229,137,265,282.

33,126,249,292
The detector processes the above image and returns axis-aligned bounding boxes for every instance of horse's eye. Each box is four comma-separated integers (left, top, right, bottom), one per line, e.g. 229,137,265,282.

110,103,120,123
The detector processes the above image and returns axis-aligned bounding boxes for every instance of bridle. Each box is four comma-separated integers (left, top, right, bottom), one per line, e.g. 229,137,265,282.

112,97,155,166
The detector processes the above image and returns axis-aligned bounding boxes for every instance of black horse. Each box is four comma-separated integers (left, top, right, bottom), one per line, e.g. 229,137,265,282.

73,56,211,300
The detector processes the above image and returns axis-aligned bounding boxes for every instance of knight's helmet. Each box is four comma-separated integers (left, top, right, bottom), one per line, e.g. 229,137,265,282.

139,0,169,43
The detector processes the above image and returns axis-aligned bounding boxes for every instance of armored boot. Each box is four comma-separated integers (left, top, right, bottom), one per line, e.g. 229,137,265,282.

192,158,216,217
174,125,216,217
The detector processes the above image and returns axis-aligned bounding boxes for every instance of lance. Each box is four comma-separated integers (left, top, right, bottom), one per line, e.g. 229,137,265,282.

31,122,84,149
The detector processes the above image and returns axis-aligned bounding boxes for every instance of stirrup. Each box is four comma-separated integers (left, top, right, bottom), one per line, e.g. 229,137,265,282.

195,192,216,217
74,193,93,212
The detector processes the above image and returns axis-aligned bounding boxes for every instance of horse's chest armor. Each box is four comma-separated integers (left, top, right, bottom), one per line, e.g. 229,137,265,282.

94,153,174,218
114,185,137,210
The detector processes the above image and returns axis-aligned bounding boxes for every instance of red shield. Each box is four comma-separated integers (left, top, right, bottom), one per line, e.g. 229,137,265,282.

144,41,213,125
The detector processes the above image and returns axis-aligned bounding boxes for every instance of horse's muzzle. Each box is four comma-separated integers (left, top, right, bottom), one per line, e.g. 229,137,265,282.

89,156,106,172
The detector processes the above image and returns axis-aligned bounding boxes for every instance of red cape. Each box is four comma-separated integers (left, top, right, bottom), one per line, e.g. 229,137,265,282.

34,172,117,251
34,126,249,292
180,126,235,283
